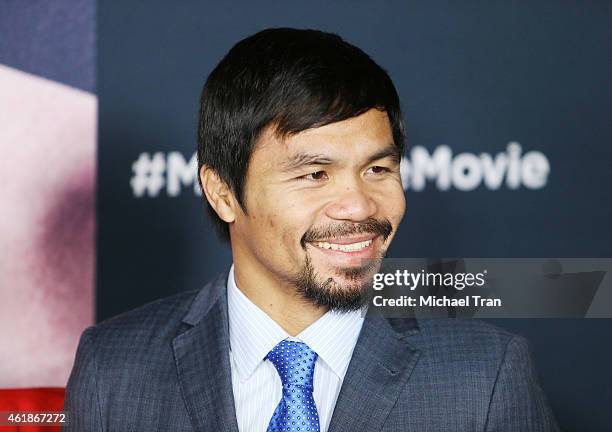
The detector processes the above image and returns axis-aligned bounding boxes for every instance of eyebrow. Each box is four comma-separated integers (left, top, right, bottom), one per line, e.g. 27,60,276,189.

367,145,402,164
279,153,334,172
280,144,401,172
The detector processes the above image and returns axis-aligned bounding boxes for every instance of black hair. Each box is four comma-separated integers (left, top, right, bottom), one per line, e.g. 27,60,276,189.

197,28,405,241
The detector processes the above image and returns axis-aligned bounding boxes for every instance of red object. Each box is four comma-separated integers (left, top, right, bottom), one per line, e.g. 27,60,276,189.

0,388,65,431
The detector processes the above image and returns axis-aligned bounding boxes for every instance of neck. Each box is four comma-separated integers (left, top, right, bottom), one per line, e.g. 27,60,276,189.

232,253,327,336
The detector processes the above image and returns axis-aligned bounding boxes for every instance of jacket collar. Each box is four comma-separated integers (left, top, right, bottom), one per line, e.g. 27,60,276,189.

173,272,240,432
327,312,421,432
173,272,420,432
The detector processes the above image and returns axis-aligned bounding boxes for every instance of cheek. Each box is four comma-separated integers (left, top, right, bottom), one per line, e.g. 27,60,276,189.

377,186,406,222
247,208,297,246
244,190,274,226
269,210,312,252
395,192,407,220
246,187,320,246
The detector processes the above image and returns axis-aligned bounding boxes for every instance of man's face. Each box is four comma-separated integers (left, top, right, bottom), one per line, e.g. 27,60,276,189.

231,108,406,310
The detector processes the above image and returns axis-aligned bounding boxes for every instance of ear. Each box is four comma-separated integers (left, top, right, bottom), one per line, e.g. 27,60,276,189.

199,165,237,224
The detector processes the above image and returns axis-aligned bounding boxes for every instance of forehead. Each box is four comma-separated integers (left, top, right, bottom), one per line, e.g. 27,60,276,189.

253,109,394,162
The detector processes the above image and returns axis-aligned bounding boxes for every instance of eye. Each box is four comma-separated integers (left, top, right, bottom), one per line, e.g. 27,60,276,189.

299,170,329,181
367,166,390,175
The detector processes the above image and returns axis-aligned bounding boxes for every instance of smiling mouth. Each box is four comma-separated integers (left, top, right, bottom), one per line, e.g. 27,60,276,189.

310,238,374,252
308,234,378,254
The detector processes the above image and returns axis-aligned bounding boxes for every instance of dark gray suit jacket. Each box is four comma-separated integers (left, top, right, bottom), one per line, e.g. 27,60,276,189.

64,273,559,431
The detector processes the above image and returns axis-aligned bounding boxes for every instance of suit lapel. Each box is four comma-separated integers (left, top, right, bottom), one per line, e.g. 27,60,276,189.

172,274,240,432
172,273,420,432
327,315,421,432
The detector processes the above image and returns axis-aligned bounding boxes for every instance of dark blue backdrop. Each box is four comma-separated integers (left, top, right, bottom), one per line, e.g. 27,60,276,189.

98,1,612,429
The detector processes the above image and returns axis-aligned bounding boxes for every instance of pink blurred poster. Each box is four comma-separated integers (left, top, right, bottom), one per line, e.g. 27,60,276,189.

0,2,96,389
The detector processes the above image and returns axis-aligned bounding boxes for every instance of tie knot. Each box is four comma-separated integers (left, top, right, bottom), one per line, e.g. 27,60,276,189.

267,340,318,389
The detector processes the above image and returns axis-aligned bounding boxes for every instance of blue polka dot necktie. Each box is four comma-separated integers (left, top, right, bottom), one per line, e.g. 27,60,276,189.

266,340,321,432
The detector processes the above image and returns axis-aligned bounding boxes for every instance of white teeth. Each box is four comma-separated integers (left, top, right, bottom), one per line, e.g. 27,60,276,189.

314,239,372,252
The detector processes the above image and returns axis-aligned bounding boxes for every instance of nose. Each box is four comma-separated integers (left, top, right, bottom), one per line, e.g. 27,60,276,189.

324,177,378,222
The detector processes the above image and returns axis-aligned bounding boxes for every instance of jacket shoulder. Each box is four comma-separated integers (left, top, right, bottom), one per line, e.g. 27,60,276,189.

90,271,227,339
91,288,200,343
415,318,519,363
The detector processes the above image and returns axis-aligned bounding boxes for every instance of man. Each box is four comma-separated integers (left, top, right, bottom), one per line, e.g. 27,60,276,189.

65,28,559,431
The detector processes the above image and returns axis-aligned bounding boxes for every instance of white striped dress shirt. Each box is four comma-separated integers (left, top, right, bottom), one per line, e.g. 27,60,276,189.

227,265,365,432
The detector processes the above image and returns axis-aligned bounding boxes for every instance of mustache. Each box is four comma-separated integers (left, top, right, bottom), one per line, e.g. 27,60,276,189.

301,218,393,248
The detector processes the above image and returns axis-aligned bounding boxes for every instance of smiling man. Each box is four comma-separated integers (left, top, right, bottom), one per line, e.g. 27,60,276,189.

65,28,558,431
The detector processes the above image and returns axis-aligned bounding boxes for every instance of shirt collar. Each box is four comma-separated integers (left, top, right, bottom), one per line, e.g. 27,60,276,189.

227,265,365,382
